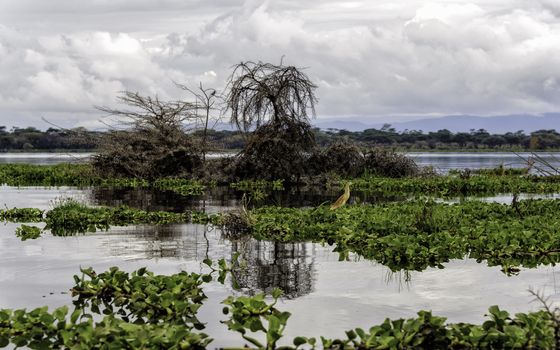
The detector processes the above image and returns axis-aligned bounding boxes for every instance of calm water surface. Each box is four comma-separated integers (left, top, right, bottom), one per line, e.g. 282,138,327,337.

408,151,560,173
3,151,560,172
1,186,560,347
2,153,560,347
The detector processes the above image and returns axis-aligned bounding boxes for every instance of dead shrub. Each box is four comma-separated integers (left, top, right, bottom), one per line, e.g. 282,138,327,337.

363,148,419,178
307,142,365,177
229,121,314,182
93,91,201,180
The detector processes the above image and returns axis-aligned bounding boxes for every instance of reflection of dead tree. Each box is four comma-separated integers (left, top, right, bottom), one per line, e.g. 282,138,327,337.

93,91,201,179
230,237,315,299
225,61,318,181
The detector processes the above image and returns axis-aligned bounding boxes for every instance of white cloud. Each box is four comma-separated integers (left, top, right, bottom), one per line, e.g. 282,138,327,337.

0,1,560,127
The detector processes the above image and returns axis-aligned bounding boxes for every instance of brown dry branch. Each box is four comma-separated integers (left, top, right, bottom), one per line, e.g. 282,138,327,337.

92,91,201,180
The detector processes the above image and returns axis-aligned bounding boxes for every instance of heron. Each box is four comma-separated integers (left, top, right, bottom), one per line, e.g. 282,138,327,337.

330,182,351,210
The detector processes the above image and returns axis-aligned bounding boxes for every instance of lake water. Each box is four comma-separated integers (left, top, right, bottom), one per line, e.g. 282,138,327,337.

407,151,560,173
1,153,560,347
2,151,560,173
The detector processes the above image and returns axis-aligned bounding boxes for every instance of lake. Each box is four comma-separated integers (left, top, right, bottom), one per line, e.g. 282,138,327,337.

2,151,559,173
1,153,560,347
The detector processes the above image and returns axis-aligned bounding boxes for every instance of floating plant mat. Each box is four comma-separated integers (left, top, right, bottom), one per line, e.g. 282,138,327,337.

245,199,560,274
2,265,560,349
5,198,560,274
0,164,206,196
4,164,560,198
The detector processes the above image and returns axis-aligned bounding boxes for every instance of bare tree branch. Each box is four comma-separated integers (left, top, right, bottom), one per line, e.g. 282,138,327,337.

224,61,318,132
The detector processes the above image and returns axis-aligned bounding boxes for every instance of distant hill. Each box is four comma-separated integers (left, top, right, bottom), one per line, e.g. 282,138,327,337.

313,113,560,133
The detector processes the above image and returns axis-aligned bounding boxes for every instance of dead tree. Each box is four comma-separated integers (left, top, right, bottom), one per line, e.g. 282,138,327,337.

224,61,319,181
93,91,201,179
176,82,223,165
226,60,317,128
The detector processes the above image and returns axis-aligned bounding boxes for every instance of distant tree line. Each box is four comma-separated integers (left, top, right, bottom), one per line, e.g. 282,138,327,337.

1,124,560,152
0,126,100,151
313,125,560,150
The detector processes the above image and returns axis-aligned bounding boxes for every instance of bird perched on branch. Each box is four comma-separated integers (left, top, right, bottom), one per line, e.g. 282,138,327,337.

330,182,351,210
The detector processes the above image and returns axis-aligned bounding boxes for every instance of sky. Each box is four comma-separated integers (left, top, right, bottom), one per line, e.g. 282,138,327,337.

0,0,559,129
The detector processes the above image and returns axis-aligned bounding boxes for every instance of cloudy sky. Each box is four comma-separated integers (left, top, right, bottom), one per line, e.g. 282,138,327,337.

0,0,559,129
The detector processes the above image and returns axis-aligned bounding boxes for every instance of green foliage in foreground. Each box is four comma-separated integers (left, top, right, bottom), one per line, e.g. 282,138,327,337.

71,267,209,329
0,306,211,349
222,290,559,350
2,267,560,349
247,199,560,273
0,265,218,349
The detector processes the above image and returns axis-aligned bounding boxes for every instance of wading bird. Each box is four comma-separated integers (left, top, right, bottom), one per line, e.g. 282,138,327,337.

330,182,351,210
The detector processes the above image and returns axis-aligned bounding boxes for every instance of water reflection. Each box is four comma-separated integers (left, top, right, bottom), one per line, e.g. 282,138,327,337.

89,185,405,213
232,238,315,299
97,223,317,298
100,224,221,261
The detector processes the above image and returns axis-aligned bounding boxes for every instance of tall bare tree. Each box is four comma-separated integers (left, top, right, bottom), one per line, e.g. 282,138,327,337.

176,82,223,164
225,61,318,132
224,61,319,181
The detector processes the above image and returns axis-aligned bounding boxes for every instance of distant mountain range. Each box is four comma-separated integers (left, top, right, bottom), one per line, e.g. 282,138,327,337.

313,113,560,133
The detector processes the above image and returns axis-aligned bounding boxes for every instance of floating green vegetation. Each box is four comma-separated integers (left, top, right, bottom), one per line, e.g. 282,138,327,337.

245,199,560,273
345,174,560,196
230,180,285,192
71,267,208,329
44,200,191,236
222,290,559,350
152,177,207,196
0,163,96,187
0,164,205,196
6,163,560,199
230,180,285,201
4,200,217,239
14,225,42,241
0,265,231,350
449,166,529,177
0,208,43,222
2,267,560,349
